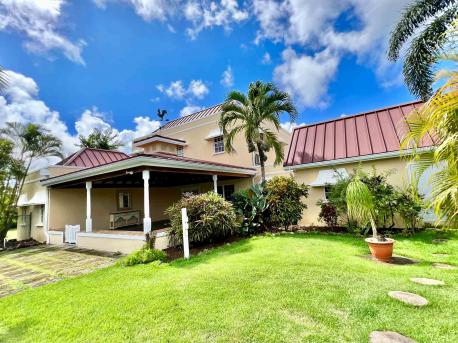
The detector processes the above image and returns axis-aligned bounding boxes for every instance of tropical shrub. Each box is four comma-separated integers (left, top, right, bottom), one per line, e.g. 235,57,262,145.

265,176,309,229
396,189,423,234
118,247,167,267
317,200,338,228
232,184,269,234
166,192,238,246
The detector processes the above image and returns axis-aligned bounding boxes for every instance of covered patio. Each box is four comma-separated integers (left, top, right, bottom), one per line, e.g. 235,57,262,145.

41,153,255,253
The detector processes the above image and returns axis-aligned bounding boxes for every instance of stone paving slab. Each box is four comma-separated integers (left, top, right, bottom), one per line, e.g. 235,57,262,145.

0,245,119,298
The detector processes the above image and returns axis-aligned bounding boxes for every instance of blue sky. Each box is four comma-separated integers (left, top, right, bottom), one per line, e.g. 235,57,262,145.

0,0,415,157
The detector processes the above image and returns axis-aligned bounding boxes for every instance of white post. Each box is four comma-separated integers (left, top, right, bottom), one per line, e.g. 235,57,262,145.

85,181,92,232
143,170,152,233
44,187,50,244
212,174,218,193
181,207,189,259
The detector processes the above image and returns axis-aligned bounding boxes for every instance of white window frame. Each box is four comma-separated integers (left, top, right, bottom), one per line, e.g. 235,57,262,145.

213,136,224,154
176,145,184,157
324,185,332,201
117,192,132,210
254,153,261,166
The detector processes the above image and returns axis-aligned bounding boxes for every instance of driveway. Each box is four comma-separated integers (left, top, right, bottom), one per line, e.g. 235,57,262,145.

0,245,119,298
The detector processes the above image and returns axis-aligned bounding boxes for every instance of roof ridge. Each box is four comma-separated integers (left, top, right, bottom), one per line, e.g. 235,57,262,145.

292,100,423,131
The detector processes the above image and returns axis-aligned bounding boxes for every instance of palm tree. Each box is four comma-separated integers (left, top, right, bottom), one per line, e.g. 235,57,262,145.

219,81,297,182
402,54,458,229
388,0,458,100
78,128,121,150
0,123,63,207
346,173,378,239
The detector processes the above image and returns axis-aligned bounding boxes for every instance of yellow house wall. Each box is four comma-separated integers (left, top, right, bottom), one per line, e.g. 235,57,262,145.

137,112,291,179
293,157,411,227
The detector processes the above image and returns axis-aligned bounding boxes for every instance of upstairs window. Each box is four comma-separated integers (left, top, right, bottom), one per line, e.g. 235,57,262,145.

176,145,184,157
213,136,224,154
254,153,261,166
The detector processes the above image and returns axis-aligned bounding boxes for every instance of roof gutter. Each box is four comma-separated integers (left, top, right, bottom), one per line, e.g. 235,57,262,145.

41,155,256,186
284,147,434,171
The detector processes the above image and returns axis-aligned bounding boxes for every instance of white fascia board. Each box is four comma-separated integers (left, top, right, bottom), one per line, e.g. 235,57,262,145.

133,136,187,148
285,147,434,171
41,156,256,186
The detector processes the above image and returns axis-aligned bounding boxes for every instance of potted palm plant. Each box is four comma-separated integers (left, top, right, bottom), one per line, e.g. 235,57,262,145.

346,173,394,261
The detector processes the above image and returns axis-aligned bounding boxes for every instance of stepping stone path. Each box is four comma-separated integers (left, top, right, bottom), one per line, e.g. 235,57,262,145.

433,262,456,270
369,331,417,343
410,277,445,286
388,291,428,307
432,239,448,244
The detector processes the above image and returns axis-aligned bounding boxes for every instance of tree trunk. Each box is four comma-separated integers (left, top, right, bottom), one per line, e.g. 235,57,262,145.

256,143,266,183
370,216,378,240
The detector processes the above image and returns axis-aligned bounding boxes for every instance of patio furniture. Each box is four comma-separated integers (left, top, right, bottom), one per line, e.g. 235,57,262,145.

109,210,141,230
64,225,80,244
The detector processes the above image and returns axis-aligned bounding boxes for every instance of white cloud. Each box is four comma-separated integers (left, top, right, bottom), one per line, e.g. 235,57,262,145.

180,105,203,117
280,121,305,132
0,70,161,167
188,80,209,98
157,79,209,99
185,0,249,39
0,0,86,64
252,0,411,108
261,52,271,65
274,47,339,108
94,0,248,39
220,66,234,87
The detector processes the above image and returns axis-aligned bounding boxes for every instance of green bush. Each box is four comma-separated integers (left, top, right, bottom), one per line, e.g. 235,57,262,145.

396,188,423,234
265,176,309,229
119,247,167,267
166,192,238,246
232,183,269,234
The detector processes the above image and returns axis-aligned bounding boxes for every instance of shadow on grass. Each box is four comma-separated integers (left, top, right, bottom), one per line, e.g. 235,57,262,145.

0,318,35,343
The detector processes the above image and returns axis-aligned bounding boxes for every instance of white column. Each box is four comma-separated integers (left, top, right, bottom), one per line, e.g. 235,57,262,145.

212,174,218,193
143,170,152,233
44,187,50,244
181,208,190,259
85,181,92,232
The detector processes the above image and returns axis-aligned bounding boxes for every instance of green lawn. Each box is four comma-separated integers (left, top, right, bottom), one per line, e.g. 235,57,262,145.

0,231,457,342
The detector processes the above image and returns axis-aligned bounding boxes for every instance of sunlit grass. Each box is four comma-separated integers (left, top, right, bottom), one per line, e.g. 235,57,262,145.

0,230,457,342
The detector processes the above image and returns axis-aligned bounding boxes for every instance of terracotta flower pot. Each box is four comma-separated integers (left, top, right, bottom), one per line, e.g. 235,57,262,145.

365,237,395,262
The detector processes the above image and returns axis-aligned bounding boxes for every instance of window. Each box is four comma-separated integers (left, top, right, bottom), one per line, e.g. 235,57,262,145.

217,184,235,201
213,136,224,154
176,145,184,157
39,205,44,224
21,207,27,223
324,185,332,201
118,192,131,210
254,153,261,166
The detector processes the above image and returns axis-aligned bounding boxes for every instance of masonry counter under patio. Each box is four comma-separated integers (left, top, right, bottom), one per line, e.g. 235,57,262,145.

41,151,255,254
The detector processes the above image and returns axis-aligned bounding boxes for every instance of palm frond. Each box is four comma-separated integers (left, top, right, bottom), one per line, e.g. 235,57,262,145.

402,7,458,100
388,0,457,60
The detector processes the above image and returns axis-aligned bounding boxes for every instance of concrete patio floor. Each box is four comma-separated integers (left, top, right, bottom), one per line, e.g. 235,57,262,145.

0,245,119,298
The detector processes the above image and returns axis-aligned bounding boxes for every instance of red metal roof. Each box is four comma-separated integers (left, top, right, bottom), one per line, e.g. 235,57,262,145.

284,101,436,167
57,148,129,168
159,104,222,131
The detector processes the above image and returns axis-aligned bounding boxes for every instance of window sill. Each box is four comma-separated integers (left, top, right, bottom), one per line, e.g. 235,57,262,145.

35,223,44,227
213,151,225,155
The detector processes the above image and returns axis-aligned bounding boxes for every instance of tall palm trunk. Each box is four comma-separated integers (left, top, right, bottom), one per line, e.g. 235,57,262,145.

256,142,266,183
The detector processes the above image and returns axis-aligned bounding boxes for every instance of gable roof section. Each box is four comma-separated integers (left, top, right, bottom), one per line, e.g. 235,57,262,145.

159,104,222,131
284,100,437,168
133,134,186,146
56,148,129,168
